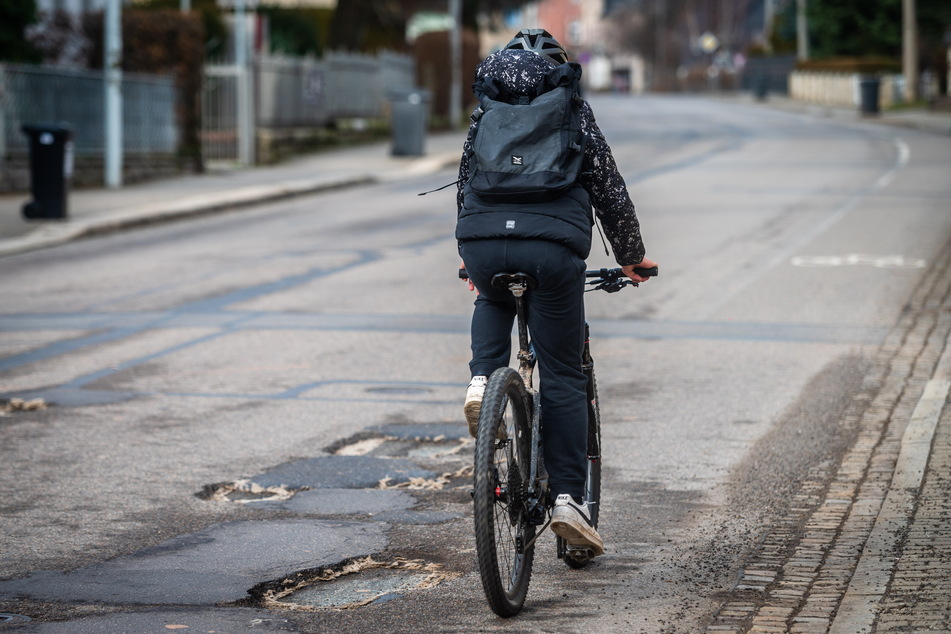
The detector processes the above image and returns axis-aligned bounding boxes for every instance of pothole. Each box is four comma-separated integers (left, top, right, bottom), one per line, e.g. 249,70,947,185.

0,398,49,415
197,455,443,504
333,434,471,461
197,479,302,503
258,556,458,611
378,464,473,491
326,432,474,491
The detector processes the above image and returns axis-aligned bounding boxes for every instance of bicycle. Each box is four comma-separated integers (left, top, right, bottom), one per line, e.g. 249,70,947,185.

462,265,657,617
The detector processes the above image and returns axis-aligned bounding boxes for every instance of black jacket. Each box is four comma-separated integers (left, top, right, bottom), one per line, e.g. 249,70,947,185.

456,49,646,265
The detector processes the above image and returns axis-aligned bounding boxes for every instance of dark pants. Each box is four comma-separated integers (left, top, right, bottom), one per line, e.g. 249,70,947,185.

459,238,587,500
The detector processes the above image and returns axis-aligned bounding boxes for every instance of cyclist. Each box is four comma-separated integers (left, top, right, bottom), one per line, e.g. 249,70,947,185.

457,29,657,556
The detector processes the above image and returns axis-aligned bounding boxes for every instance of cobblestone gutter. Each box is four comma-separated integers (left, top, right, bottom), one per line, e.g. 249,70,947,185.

707,234,951,634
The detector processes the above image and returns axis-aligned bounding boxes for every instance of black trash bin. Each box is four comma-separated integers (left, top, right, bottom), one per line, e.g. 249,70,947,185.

859,77,881,116
389,89,430,157
21,123,74,219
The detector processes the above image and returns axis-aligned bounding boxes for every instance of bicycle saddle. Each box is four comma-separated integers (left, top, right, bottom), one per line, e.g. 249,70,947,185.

491,272,538,291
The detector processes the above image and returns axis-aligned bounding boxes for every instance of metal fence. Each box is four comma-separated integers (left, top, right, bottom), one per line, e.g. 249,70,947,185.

201,64,239,164
1,52,415,163
203,51,415,162
257,51,413,126
0,63,179,157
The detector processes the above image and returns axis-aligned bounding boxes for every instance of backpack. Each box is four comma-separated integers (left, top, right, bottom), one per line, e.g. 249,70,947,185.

467,62,585,204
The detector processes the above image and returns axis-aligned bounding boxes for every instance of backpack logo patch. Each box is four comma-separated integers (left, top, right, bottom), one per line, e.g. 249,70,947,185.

511,155,523,166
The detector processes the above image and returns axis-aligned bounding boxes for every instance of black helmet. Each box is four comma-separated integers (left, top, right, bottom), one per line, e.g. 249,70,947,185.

504,28,568,65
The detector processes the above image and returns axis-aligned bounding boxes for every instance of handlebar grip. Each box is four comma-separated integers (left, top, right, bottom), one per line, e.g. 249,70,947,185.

459,267,469,280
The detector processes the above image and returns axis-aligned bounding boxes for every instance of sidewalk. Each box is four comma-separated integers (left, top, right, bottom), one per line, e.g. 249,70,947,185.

736,96,951,631
739,93,951,137
0,131,466,258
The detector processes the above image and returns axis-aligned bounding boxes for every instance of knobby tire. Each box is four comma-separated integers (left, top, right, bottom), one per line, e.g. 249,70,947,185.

473,367,535,617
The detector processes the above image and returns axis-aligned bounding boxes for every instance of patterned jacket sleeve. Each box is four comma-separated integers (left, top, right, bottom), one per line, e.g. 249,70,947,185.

578,101,646,266
456,118,476,213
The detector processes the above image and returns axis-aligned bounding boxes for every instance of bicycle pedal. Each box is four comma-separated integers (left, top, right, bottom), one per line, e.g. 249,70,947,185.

565,545,596,560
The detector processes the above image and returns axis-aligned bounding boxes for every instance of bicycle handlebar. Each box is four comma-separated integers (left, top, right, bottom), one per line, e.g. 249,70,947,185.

584,266,657,293
586,266,657,279
458,266,658,293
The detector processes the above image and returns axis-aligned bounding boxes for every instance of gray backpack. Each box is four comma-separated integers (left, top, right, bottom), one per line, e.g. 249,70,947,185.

467,62,585,204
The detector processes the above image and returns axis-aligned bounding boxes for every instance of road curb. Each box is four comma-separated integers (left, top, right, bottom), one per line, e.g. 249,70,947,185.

830,375,950,633
0,175,375,258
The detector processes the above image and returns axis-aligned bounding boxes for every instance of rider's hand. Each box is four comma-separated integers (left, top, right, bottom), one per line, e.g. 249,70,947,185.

622,257,658,284
460,261,476,292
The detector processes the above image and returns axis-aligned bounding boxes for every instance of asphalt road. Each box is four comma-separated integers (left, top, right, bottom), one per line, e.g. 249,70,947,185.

1,95,949,632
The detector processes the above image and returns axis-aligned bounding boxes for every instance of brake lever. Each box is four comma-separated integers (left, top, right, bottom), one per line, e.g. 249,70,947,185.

585,278,636,293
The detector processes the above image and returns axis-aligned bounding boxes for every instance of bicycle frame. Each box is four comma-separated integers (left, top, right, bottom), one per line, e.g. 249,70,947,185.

495,266,657,528
506,279,548,526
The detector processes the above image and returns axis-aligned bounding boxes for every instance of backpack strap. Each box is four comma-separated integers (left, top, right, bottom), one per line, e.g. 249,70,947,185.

538,62,585,153
537,62,583,96
473,76,527,107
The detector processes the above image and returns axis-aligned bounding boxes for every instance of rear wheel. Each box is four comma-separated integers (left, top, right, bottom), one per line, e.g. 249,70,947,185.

560,368,602,569
473,367,535,617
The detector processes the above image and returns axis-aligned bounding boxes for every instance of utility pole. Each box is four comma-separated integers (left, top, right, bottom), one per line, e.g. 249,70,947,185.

104,0,122,188
449,0,462,130
796,0,809,61
655,0,666,90
903,0,918,102
234,0,255,165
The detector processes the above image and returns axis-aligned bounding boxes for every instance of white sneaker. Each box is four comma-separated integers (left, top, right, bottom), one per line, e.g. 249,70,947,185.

464,375,487,438
550,494,604,557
